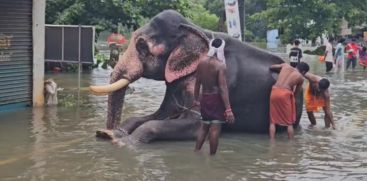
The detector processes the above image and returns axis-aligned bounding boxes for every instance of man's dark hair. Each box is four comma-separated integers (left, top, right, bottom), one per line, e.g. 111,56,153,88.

296,62,309,73
339,38,346,43
111,25,118,33
212,39,223,48
318,78,330,90
294,39,300,46
328,37,334,42
363,46,367,51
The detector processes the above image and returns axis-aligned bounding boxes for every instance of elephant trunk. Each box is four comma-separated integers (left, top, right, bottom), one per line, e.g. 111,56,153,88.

91,32,143,129
107,87,126,129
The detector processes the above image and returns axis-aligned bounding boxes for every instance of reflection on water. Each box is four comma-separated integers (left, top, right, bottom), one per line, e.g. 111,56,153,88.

1,57,367,180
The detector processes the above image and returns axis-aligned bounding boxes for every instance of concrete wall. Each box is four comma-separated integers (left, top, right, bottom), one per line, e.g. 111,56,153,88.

32,0,46,106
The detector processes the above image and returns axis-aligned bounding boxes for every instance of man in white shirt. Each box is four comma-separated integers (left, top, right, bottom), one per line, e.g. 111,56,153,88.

324,38,334,72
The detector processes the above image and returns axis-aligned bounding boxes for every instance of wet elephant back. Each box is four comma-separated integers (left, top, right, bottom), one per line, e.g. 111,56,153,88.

222,41,285,133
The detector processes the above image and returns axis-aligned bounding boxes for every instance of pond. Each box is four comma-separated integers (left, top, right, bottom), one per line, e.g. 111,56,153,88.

0,55,366,180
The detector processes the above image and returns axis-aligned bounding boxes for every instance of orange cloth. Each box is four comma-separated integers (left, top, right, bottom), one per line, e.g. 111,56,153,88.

304,84,325,112
269,86,296,126
359,59,367,66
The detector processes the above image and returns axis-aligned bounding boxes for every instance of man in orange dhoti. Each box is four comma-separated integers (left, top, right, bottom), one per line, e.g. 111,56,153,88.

269,62,309,139
304,73,335,129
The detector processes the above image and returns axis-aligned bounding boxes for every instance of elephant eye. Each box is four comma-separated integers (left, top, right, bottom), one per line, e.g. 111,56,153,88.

136,38,150,57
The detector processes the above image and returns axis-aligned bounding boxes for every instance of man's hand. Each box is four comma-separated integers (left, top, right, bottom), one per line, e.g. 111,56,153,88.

224,108,235,124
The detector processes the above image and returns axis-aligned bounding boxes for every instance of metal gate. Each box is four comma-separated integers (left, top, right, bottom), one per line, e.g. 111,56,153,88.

0,0,33,109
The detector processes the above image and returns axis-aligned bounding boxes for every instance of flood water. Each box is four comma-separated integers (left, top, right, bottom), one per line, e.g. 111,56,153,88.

1,56,367,180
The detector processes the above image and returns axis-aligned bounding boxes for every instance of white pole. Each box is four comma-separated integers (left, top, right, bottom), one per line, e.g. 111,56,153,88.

32,0,46,107
224,0,242,41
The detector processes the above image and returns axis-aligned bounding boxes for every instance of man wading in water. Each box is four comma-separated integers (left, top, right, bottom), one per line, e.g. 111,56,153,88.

269,62,309,139
194,38,235,155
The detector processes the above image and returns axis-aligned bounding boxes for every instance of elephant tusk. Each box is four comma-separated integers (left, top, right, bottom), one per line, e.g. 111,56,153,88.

89,79,130,95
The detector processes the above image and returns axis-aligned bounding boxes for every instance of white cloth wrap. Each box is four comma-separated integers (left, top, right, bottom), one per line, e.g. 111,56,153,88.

207,39,226,64
45,80,58,106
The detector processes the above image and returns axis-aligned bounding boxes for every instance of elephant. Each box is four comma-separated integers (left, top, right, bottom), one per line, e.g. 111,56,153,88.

90,10,303,144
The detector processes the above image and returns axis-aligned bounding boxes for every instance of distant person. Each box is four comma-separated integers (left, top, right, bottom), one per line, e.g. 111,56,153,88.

269,62,309,139
324,38,334,72
52,67,61,74
345,38,360,71
334,38,346,72
304,73,335,129
44,79,58,106
194,39,235,155
107,26,126,47
107,25,126,68
359,46,367,70
289,39,303,68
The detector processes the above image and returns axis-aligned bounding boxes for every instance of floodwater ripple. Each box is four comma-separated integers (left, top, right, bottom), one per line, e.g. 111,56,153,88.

1,58,367,180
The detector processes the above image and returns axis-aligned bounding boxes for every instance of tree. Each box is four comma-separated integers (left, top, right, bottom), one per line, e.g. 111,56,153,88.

238,0,245,41
187,3,219,31
202,0,226,31
46,0,194,34
136,0,192,19
251,0,367,43
244,0,267,41
203,0,247,39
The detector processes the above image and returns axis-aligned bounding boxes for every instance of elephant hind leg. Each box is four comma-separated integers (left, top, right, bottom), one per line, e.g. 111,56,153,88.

96,129,117,141
119,115,157,134
96,127,129,139
129,118,201,143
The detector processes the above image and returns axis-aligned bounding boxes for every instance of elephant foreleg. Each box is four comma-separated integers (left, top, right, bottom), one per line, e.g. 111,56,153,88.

96,115,157,140
125,118,200,144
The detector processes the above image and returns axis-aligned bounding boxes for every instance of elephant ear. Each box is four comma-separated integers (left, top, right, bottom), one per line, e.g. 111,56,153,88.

165,24,209,83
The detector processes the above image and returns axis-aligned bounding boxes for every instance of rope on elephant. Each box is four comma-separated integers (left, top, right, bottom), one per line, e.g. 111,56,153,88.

167,95,201,120
0,136,93,167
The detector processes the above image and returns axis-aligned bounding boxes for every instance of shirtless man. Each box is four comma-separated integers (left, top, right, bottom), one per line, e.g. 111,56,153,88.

269,62,309,139
304,73,335,129
194,38,235,155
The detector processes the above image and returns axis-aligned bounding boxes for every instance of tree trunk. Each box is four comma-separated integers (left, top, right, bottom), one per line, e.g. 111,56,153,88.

238,0,245,41
218,9,226,32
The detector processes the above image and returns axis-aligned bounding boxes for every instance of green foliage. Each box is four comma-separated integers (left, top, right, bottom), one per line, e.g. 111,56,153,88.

203,0,267,40
203,0,225,17
244,30,255,42
46,0,194,34
46,0,139,33
92,53,109,69
304,46,326,56
245,0,267,40
135,0,192,19
251,0,367,43
188,4,219,31
46,0,366,45
335,0,367,27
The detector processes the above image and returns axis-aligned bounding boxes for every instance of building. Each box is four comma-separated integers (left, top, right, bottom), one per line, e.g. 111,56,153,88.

0,0,45,110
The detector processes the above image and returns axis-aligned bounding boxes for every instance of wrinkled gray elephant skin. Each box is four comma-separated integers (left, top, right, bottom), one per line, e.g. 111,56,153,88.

90,10,303,143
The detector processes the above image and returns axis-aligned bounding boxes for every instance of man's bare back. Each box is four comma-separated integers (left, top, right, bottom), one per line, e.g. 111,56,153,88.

196,57,225,93
193,54,234,155
271,63,304,91
268,62,309,139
